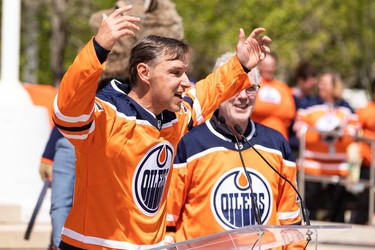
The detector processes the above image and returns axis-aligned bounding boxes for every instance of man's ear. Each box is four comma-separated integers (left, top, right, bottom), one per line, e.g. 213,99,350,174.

137,63,150,84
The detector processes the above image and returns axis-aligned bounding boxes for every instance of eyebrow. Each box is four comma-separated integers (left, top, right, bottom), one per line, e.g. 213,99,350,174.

170,62,188,70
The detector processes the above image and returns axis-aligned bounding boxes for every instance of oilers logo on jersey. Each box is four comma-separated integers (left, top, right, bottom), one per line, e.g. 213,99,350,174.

211,167,272,229
133,142,174,216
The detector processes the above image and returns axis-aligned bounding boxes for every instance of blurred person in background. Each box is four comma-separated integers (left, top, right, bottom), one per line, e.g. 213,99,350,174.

251,53,296,141
288,62,319,159
291,62,319,110
293,71,359,222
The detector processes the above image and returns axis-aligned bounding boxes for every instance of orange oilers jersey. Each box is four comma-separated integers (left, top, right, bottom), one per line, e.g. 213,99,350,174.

251,79,296,140
166,118,302,249
356,101,375,167
294,103,359,176
52,38,251,250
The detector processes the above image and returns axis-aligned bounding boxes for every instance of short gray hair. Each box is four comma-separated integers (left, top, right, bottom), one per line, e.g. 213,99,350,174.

213,51,260,85
213,52,235,71
249,67,260,86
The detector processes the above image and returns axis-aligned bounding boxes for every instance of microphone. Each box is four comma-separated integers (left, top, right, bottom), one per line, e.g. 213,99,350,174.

218,116,262,225
233,124,311,226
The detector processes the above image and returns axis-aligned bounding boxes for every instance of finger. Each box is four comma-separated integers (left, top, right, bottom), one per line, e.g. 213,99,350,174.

256,38,272,49
116,15,141,26
101,13,108,24
259,51,267,61
249,27,266,39
118,28,137,37
238,28,246,42
122,22,141,32
113,19,141,36
40,172,47,181
262,45,271,54
260,35,272,44
111,5,133,18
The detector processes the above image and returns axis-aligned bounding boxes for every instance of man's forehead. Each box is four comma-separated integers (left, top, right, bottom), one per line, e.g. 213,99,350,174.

164,54,188,63
161,57,188,68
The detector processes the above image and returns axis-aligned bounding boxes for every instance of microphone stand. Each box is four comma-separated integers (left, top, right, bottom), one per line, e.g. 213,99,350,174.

234,123,313,249
233,124,311,226
218,116,262,226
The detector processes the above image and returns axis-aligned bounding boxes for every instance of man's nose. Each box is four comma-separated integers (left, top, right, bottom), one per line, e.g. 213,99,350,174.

181,73,192,88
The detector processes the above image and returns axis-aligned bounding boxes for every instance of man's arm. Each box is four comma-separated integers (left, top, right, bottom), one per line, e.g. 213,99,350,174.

183,28,272,128
52,6,140,147
185,56,251,127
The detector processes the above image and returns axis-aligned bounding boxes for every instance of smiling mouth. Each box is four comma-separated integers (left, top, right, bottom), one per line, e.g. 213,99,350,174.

174,93,183,99
234,104,249,109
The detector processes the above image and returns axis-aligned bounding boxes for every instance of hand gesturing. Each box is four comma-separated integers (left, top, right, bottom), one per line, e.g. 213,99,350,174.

95,5,141,51
236,27,272,70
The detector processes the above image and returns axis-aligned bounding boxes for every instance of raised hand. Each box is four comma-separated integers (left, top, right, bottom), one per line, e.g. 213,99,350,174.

236,27,272,70
95,5,141,51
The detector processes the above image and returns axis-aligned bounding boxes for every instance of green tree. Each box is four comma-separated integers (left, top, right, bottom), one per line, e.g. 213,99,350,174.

175,0,375,89
19,0,114,85
1,0,373,88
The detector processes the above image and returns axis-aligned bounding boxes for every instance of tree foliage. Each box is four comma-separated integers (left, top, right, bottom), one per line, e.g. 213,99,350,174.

1,0,374,89
175,0,375,89
18,0,113,85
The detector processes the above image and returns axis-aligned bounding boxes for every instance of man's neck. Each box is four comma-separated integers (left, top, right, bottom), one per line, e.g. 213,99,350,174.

128,90,161,116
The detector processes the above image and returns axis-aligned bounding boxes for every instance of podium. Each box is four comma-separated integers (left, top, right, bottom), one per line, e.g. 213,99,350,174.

151,224,351,250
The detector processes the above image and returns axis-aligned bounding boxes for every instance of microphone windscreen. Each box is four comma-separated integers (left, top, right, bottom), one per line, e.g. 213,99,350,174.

234,124,243,134
218,116,226,125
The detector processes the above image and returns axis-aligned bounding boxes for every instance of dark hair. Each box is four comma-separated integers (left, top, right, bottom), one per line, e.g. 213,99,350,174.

294,61,318,81
128,35,190,88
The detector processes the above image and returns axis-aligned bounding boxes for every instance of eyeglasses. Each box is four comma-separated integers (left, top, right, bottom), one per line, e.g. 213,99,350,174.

245,85,261,94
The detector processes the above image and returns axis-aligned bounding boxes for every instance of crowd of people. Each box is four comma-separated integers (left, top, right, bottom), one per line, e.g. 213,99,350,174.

35,2,375,250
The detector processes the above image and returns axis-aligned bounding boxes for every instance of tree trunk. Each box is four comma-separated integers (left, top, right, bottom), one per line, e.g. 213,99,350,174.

22,0,40,83
50,0,67,87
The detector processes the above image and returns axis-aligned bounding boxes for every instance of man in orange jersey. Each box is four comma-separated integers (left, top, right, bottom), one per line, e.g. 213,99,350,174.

52,5,271,250
40,1,185,248
166,52,305,250
251,53,296,140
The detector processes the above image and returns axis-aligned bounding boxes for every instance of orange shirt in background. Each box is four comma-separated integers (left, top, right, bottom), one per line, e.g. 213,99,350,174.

251,79,296,140
356,101,375,167
23,83,58,127
294,104,359,176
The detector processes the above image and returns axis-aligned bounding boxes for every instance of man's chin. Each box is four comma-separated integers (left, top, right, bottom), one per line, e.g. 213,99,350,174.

232,113,251,121
167,104,182,113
